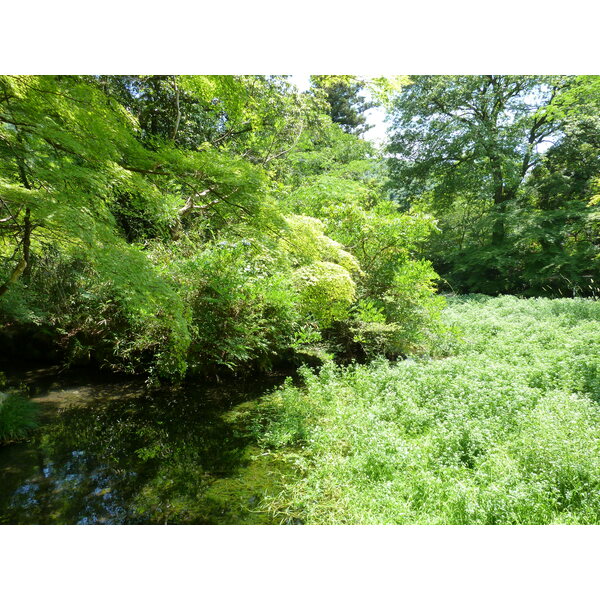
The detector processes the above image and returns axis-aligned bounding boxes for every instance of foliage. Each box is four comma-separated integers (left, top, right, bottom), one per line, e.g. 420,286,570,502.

387,75,567,208
311,76,375,136
0,74,444,378
0,75,205,378
309,75,409,136
385,75,600,295
253,295,600,524
0,391,38,442
284,147,445,358
292,261,357,328
4,73,600,527
0,75,315,377
153,236,300,374
281,120,377,186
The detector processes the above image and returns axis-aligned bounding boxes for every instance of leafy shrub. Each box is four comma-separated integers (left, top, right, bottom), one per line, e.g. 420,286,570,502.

159,238,301,374
284,170,445,360
0,392,38,442
281,214,361,274
292,261,356,328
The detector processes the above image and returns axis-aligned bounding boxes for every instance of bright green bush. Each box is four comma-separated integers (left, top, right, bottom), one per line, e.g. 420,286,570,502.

254,295,600,524
158,237,301,374
292,261,357,328
281,215,361,274
284,168,445,359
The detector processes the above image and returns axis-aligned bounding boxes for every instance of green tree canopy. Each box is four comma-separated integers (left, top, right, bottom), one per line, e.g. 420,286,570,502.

387,75,570,244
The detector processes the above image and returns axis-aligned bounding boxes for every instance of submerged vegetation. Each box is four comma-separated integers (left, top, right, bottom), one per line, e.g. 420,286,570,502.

1,75,599,524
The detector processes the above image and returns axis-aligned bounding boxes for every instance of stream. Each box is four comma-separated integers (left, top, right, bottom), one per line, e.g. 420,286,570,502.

0,365,296,524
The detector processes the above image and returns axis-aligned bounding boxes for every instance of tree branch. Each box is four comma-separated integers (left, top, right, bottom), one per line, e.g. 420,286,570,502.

178,188,213,217
264,121,304,163
170,76,181,142
0,257,27,297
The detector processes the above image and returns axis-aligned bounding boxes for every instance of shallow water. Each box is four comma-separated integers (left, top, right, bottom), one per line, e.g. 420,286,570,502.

0,366,294,524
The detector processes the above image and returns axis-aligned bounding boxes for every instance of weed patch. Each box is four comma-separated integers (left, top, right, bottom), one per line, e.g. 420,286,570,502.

253,295,600,524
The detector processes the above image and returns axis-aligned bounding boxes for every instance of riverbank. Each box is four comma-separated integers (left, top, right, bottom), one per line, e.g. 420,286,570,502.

2,294,600,524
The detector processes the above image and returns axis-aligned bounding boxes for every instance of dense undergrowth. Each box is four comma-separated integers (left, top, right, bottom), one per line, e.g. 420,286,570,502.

252,295,600,524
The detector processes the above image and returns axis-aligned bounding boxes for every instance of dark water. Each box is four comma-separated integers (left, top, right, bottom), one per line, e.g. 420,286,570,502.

0,366,295,524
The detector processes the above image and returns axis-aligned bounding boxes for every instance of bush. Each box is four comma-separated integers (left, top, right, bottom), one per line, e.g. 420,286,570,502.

292,261,356,328
0,392,38,442
161,238,301,374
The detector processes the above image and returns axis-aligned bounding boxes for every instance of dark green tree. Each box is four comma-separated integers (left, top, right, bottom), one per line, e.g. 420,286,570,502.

386,75,578,293
516,75,600,295
311,76,375,136
388,76,570,244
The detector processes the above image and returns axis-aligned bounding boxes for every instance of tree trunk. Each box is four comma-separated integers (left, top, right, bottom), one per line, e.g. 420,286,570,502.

0,258,27,297
490,156,506,246
1,126,35,294
22,207,32,281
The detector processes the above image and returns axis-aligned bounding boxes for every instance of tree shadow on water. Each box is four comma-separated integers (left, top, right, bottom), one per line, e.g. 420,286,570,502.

0,375,290,524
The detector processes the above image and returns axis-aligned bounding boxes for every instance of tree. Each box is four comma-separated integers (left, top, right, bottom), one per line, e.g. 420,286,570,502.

385,75,582,294
283,115,445,358
0,74,447,379
387,76,570,245
0,75,199,376
311,76,375,136
517,75,600,295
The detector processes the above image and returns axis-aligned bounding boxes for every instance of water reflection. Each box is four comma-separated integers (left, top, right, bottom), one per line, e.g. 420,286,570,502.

0,370,292,524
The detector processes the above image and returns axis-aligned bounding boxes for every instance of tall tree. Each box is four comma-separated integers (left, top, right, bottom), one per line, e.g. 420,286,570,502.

387,75,570,246
517,75,600,295
311,76,375,136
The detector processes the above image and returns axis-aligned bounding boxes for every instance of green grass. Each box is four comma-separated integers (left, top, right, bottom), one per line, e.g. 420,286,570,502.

253,295,600,524
0,392,38,443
